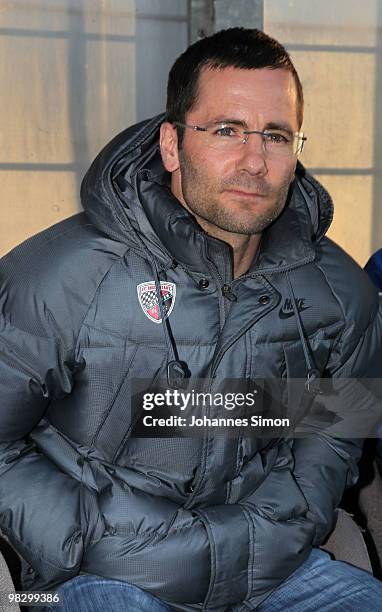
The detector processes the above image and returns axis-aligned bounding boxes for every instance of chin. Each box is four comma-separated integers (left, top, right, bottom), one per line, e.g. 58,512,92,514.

213,217,265,235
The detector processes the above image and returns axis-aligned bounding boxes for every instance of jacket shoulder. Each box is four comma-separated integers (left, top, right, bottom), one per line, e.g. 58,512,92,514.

2,212,126,266
0,213,128,343
315,237,379,330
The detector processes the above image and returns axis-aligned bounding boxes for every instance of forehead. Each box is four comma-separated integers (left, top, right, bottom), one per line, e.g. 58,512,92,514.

189,66,299,128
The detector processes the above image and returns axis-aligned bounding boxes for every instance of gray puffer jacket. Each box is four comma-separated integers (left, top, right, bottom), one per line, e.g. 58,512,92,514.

0,114,381,611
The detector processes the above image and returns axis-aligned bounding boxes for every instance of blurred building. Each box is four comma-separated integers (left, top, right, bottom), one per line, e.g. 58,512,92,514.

1,0,381,266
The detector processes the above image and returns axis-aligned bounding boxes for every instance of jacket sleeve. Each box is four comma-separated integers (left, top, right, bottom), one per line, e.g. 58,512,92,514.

200,299,382,608
0,239,98,589
210,296,382,608
291,300,382,545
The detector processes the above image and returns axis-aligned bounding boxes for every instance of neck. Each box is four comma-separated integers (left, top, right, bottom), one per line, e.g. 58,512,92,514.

177,200,261,278
196,216,261,277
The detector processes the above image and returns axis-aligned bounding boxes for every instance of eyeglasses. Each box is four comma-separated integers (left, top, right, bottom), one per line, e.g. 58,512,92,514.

174,121,307,157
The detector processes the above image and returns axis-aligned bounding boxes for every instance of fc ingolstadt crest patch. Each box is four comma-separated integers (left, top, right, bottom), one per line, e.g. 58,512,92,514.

137,281,176,324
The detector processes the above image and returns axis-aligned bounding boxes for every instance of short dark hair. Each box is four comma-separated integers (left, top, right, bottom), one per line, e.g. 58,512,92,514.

166,27,303,145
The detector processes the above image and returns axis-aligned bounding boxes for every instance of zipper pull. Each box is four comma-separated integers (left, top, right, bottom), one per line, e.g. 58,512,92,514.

221,284,237,302
305,369,323,395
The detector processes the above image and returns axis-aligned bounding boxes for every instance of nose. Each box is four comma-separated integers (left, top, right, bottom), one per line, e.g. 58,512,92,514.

236,133,268,176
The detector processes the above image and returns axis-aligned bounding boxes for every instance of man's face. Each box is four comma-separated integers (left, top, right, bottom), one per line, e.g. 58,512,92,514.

161,66,301,237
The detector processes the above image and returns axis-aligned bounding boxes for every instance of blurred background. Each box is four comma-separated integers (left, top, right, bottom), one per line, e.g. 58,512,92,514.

1,0,382,266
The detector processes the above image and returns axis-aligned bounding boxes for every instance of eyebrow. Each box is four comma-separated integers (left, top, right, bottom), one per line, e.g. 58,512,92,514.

206,117,295,135
207,117,248,127
263,122,294,136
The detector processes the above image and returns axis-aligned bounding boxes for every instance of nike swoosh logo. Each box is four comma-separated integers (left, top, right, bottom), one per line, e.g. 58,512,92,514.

279,306,312,319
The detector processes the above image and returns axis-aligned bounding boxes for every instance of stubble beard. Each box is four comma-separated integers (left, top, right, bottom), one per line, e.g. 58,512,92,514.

178,150,294,235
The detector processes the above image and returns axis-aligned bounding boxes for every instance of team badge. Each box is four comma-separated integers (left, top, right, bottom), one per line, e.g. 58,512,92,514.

137,281,176,324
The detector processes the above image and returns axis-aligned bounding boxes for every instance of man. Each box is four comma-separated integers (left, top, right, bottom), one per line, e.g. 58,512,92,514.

0,27,382,611
365,249,382,475
366,248,382,292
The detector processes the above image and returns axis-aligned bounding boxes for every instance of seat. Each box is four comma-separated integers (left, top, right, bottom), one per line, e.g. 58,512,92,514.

321,508,373,573
0,550,20,612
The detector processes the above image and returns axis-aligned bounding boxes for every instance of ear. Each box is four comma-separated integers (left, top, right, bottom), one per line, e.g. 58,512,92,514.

160,122,180,172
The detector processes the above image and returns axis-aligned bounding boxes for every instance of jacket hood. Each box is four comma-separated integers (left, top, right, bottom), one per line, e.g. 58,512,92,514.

81,113,334,275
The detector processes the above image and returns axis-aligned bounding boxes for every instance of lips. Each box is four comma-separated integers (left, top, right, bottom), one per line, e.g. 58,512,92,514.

225,189,266,198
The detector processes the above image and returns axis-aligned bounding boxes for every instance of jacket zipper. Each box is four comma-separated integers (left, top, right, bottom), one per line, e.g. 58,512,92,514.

183,242,236,504
185,280,279,499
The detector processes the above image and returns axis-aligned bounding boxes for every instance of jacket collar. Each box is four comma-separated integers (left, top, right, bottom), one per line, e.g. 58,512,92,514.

81,114,333,276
